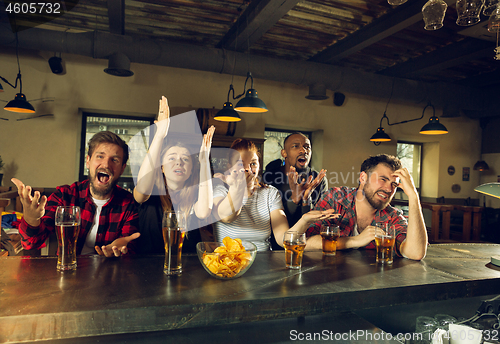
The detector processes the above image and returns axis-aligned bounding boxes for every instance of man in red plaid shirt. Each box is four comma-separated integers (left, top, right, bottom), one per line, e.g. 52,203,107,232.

12,131,139,257
305,154,427,260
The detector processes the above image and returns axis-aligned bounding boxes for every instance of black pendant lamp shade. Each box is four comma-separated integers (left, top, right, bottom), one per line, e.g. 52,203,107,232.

104,53,134,77
214,101,241,122
419,115,448,134
234,72,268,113
370,127,391,142
473,160,489,171
4,93,35,113
235,88,268,113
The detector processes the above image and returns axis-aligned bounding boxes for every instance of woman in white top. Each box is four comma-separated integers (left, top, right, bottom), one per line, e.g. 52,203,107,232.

213,138,334,251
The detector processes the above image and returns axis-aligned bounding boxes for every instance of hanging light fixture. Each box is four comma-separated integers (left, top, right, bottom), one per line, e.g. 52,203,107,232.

473,159,490,171
234,72,268,113
5,92,35,113
370,126,392,143
0,30,36,113
422,0,448,30
456,0,483,26
214,84,241,122
474,183,500,198
484,0,500,16
419,104,448,134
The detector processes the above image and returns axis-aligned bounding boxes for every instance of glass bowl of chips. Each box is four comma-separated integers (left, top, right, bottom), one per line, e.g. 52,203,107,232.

196,237,257,279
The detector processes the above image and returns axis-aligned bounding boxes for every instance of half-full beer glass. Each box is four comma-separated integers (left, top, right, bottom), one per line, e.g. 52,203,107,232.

55,206,81,271
375,223,395,265
283,231,306,269
162,210,186,275
320,225,339,256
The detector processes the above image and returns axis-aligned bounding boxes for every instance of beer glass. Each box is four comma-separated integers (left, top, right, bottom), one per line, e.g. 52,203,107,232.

55,206,81,271
162,210,186,275
374,223,395,265
320,225,339,256
283,231,306,269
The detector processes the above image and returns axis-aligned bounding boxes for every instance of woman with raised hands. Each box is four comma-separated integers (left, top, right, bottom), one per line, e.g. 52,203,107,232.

133,96,215,253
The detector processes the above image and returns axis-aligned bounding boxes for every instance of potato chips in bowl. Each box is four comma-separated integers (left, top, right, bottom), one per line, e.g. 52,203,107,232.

196,237,257,279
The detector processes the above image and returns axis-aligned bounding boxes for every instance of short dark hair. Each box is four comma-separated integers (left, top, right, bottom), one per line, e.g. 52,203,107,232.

360,154,402,174
87,131,129,165
283,132,308,149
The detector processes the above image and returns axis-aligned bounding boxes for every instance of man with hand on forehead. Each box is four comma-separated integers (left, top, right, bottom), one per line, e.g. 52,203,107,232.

12,131,140,257
263,132,328,249
305,154,427,260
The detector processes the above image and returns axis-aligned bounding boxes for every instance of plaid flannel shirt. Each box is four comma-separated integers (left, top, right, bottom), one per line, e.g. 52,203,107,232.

19,180,139,255
306,187,407,256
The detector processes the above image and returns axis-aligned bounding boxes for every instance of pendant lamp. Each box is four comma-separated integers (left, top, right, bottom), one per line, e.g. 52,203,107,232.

214,84,241,122
234,72,268,113
4,93,35,113
474,183,500,198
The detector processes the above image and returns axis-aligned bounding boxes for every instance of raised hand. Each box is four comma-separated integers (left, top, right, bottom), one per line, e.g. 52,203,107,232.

392,167,418,199
199,125,215,163
154,96,170,138
11,178,47,227
95,232,141,257
287,167,326,204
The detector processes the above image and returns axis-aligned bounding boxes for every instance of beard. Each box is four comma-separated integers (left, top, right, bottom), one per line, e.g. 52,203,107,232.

89,169,117,198
362,182,392,211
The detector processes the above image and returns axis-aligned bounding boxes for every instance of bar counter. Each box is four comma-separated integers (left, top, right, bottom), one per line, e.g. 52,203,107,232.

1,244,500,343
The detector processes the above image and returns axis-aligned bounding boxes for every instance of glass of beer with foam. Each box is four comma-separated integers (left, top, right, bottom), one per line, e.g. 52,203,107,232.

55,206,81,271
283,231,306,269
375,223,395,265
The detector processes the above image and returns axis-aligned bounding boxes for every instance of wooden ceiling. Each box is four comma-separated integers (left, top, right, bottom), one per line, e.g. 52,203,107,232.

3,0,500,88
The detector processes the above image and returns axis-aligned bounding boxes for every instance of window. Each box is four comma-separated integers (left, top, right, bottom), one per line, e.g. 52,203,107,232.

396,141,422,193
263,129,312,169
80,113,153,189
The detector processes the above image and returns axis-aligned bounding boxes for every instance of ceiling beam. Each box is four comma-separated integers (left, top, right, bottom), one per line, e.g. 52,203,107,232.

378,38,493,78
216,0,301,51
455,68,500,88
107,0,125,35
309,0,442,63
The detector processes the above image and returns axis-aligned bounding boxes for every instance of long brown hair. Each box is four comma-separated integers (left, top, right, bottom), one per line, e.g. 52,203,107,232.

229,138,267,188
157,142,200,215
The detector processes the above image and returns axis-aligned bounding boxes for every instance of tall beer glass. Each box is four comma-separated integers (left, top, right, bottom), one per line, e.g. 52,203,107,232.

375,223,395,265
55,206,81,271
283,231,306,269
320,225,339,256
162,210,186,275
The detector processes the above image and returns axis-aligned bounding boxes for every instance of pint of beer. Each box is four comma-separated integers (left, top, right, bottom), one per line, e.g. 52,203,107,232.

283,231,306,269
320,225,339,256
162,210,186,275
374,223,395,265
55,206,81,271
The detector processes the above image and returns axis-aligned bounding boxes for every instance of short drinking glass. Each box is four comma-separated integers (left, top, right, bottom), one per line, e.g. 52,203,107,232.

320,225,339,256
162,210,186,275
375,223,396,265
283,231,306,269
55,206,81,271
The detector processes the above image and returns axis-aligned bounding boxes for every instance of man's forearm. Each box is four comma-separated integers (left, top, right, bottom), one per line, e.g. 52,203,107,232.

400,195,428,260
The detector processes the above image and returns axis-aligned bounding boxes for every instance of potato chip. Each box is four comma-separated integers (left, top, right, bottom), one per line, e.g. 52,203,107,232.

202,237,252,278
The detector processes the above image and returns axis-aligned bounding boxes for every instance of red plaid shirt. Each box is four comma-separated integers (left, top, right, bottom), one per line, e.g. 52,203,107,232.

19,180,139,255
306,187,407,256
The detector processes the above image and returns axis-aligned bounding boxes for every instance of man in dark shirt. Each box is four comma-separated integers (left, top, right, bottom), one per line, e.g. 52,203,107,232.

263,132,328,249
13,131,139,257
